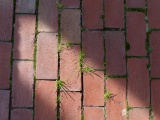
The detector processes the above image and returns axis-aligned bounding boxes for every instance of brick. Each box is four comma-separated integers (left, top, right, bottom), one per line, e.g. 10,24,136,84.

13,15,35,60
150,32,160,78
61,9,81,44
61,0,80,8
36,33,58,79
12,61,34,107
129,109,149,120
60,45,81,91
105,31,126,75
82,31,104,69
84,107,104,120
106,78,126,120
0,0,13,41
0,90,10,120
16,0,35,13
83,0,103,29
35,81,57,120
105,0,124,28
128,58,149,107
148,0,160,28
60,92,81,120
84,71,104,106
126,0,146,8
11,109,32,120
151,80,160,120
0,43,12,89
126,12,146,56
38,0,58,32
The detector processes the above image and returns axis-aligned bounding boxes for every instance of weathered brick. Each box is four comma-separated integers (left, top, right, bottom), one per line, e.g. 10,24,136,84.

60,45,81,91
126,0,146,8
148,0,160,28
36,33,58,79
84,107,104,120
35,81,57,120
0,42,12,89
11,109,33,120
151,80,160,120
60,92,81,120
0,0,13,41
61,0,80,8
13,15,35,60
106,78,126,120
150,32,160,78
105,31,126,75
105,0,124,28
0,90,10,120
12,61,34,107
128,58,149,107
129,109,149,120
16,0,35,13
61,9,81,44
82,31,104,69
84,71,104,106
38,0,58,32
83,0,103,29
126,12,146,56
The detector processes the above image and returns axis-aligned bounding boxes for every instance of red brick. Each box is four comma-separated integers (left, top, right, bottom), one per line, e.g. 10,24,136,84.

84,107,104,120
128,58,149,107
129,109,149,120
60,92,81,120
60,45,81,91
82,31,104,69
151,80,160,120
13,15,35,60
126,12,146,56
84,71,104,106
61,0,80,8
106,78,126,120
0,90,10,120
36,33,58,79
35,81,57,120
105,31,126,75
61,9,81,44
0,0,13,41
11,109,32,120
12,61,34,107
105,0,124,28
150,32,160,78
82,0,103,29
0,42,12,89
126,0,146,8
38,0,58,32
148,0,160,28
16,0,35,13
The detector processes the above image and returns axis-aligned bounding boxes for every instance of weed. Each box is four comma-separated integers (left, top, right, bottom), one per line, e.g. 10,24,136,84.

147,63,151,70
58,43,62,52
56,80,68,91
104,91,111,99
56,2,64,12
65,42,72,48
81,66,95,74
81,26,87,31
78,51,85,66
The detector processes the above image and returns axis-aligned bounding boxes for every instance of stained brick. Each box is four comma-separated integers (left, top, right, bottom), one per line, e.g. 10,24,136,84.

12,61,34,107
35,81,57,120
126,12,146,56
61,9,81,44
36,33,58,79
126,0,146,8
61,0,80,8
105,31,126,75
60,45,81,91
0,0,13,41
84,71,104,106
128,58,149,107
83,0,103,29
106,78,126,120
129,109,149,120
13,15,35,60
105,0,124,28
0,42,12,89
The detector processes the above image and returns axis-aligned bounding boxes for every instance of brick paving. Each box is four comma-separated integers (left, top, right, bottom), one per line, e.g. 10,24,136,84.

0,0,160,120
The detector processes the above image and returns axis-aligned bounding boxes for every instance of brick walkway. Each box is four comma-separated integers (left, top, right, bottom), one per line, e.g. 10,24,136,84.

0,0,160,120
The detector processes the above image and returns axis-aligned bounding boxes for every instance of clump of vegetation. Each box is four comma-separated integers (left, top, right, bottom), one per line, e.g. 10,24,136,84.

104,91,111,99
